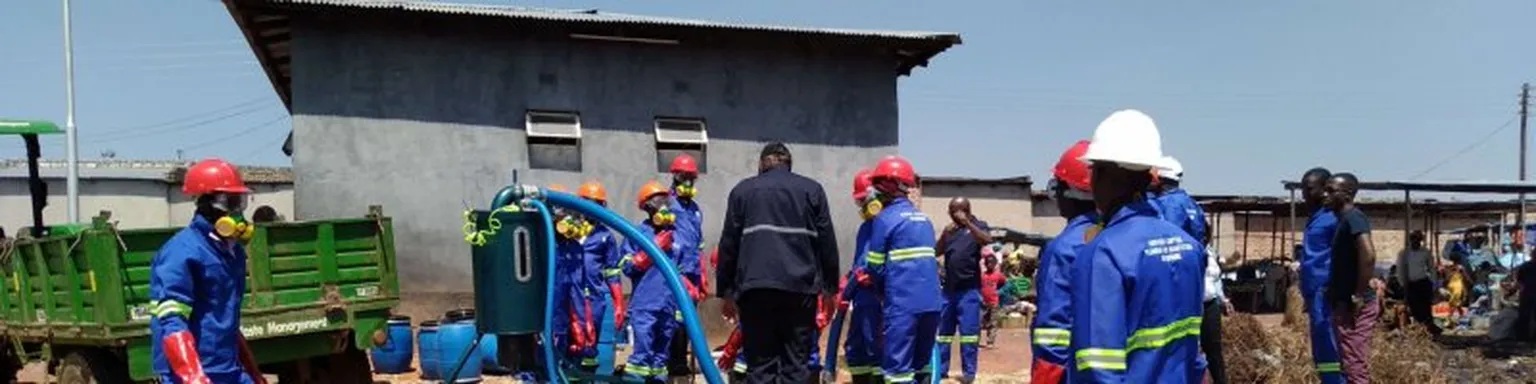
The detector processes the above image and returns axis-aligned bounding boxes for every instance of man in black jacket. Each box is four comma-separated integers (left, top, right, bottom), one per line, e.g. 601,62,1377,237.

717,142,841,384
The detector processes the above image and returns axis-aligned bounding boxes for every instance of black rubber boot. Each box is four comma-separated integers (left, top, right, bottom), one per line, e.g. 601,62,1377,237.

850,374,874,384
914,372,932,384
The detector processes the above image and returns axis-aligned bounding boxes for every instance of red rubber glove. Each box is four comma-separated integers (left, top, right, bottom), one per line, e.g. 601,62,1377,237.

684,279,704,302
654,231,675,254
715,327,744,372
162,331,212,384
1031,357,1066,384
237,335,268,384
609,283,627,329
853,269,873,287
632,252,653,273
816,307,830,329
583,299,597,349
568,312,587,354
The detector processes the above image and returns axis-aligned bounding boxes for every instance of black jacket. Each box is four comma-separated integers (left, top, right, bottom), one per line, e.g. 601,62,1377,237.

716,166,840,300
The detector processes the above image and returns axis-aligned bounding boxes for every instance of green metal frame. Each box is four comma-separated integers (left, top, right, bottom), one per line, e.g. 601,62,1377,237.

0,207,400,382
0,119,63,238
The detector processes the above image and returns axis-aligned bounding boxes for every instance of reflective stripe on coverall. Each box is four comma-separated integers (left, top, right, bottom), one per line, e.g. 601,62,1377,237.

1068,200,1206,383
1302,208,1345,383
1031,212,1098,383
731,326,823,376
845,220,884,376
620,220,679,380
667,195,704,374
866,198,942,384
937,220,988,379
151,216,256,384
582,226,623,369
1153,188,1208,241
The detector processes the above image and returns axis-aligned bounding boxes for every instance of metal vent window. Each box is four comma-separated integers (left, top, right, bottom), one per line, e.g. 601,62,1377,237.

526,111,582,139
654,118,708,144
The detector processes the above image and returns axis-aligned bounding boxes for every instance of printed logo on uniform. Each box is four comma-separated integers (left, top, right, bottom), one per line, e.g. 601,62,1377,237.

1143,236,1193,263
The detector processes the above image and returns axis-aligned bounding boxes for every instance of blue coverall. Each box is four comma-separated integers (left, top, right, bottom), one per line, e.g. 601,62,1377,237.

865,198,943,384
1153,188,1208,241
150,216,256,384
1031,212,1098,382
1069,200,1206,383
552,236,591,364
937,220,990,379
667,195,704,375
582,226,624,371
1301,208,1345,383
620,220,679,381
845,220,884,377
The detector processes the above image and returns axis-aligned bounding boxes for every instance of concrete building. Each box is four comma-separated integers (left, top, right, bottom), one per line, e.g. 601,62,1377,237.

0,159,294,231
222,0,961,296
917,176,1033,233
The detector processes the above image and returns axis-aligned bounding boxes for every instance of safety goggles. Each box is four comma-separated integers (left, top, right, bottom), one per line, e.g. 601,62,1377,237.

1046,178,1092,201
672,174,696,186
210,192,250,214
642,195,671,212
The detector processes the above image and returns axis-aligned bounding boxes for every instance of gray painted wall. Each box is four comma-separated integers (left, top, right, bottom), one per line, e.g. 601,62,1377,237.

288,16,902,293
0,178,293,230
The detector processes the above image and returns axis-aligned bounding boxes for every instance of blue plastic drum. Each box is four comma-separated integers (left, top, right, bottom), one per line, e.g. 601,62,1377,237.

369,315,414,374
479,333,510,373
439,309,484,383
419,320,442,380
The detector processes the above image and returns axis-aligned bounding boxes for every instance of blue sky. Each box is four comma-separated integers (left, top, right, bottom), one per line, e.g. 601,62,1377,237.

2,0,1533,195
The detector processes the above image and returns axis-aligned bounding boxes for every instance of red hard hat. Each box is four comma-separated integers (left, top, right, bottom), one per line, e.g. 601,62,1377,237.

871,156,917,186
852,168,874,201
669,154,699,175
181,158,250,196
1052,140,1093,193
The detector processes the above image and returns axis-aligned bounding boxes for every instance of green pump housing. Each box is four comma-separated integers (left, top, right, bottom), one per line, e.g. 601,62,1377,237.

469,209,549,335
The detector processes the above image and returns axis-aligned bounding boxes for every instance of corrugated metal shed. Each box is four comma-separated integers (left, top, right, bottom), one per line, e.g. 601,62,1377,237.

1279,180,1536,194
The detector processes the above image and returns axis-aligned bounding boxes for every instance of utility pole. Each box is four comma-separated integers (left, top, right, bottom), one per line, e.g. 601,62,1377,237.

63,0,81,222
1520,82,1530,258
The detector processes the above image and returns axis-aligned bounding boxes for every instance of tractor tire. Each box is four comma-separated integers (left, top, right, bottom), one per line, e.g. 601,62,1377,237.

55,351,127,384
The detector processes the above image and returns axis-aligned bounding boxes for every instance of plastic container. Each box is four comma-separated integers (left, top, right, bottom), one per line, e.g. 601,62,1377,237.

479,333,509,373
369,315,414,374
439,312,484,383
419,320,441,380
470,210,548,335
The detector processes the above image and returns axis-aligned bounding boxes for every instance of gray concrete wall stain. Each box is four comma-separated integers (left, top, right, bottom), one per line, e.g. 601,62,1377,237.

289,16,903,292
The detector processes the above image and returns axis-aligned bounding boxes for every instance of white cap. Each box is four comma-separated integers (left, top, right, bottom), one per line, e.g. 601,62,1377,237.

1158,156,1183,181
1079,109,1164,170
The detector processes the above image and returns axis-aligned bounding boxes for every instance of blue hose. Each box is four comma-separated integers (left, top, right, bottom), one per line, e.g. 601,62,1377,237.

527,200,567,384
540,190,727,384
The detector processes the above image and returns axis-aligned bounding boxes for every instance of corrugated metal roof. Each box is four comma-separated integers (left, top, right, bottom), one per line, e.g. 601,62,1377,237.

1280,180,1536,194
264,0,961,42
0,159,294,184
921,175,1033,187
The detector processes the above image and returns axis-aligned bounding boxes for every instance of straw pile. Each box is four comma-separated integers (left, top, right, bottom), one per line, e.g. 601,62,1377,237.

1224,314,1453,384
1282,284,1307,331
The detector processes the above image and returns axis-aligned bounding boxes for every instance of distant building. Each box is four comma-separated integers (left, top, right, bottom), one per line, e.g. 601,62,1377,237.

223,0,961,294
918,176,1034,233
0,159,293,231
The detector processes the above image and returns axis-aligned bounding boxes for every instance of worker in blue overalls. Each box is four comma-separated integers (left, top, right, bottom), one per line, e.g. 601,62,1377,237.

150,158,266,384
621,181,682,382
846,168,886,384
1030,140,1096,384
666,154,708,381
1298,167,1346,384
577,181,626,374
548,184,596,365
864,155,943,384
1070,109,1206,383
1149,156,1208,241
934,196,992,384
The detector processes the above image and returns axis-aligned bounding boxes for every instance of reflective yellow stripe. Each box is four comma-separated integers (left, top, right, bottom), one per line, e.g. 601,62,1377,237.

150,300,192,318
1075,348,1127,371
582,358,598,366
674,311,683,321
1126,316,1202,352
603,268,622,277
1317,362,1341,373
847,366,881,375
936,335,955,343
888,247,936,261
887,373,915,383
866,251,887,265
734,361,748,373
1033,328,1071,346
958,335,980,344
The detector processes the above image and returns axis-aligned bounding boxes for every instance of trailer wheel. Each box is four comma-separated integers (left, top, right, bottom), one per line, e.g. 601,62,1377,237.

56,351,127,384
320,345,371,384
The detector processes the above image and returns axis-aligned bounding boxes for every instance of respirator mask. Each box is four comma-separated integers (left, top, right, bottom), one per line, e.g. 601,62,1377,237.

672,176,698,199
643,197,676,227
857,187,884,220
208,193,254,243
554,211,593,240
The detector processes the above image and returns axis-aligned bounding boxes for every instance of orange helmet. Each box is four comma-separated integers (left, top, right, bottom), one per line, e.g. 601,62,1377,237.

871,155,917,186
1052,140,1093,194
636,181,669,210
852,169,874,201
670,154,699,175
578,181,608,202
548,184,570,193
182,158,250,196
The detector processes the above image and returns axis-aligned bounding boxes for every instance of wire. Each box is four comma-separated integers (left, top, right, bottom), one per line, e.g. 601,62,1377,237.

180,114,291,150
1406,114,1521,179
92,96,269,134
86,101,276,142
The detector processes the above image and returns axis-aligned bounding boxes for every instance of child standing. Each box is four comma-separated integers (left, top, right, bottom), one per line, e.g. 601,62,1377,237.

979,255,1006,347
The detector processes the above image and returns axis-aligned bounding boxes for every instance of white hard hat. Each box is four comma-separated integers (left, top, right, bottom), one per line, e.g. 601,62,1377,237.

1158,156,1183,181
1079,109,1164,170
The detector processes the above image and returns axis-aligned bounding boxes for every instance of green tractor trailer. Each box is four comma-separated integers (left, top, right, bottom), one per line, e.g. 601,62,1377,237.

0,120,402,383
